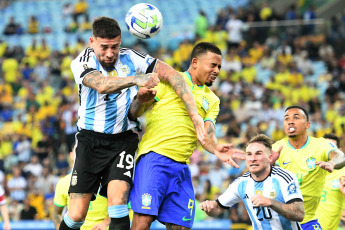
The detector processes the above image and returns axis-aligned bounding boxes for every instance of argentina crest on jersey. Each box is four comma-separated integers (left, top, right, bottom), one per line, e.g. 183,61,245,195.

120,64,130,76
306,157,316,169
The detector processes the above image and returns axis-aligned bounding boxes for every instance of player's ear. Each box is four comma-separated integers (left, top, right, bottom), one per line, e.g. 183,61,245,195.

191,57,198,68
305,121,310,129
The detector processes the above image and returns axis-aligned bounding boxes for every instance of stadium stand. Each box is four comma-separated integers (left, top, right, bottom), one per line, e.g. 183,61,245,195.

1,0,345,229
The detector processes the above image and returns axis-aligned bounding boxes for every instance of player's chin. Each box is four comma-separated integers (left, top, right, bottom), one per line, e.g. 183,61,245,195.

101,61,116,68
205,81,213,87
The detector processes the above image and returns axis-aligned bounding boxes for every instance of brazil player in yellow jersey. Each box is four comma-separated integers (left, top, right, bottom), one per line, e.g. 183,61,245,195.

272,105,345,230
128,42,244,230
316,133,345,230
52,146,110,230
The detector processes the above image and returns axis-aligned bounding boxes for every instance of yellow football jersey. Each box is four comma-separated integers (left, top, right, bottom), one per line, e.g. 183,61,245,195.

316,168,345,230
53,174,109,230
273,136,337,224
137,72,220,163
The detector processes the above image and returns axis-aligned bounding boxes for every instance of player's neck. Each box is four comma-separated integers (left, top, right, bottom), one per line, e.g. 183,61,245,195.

288,135,308,149
186,70,202,86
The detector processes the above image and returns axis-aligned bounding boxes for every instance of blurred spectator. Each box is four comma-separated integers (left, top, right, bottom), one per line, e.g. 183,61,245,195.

14,135,31,163
2,51,19,85
303,6,316,35
285,5,297,20
215,9,228,30
207,160,228,188
259,3,272,21
318,40,334,61
225,14,244,50
27,188,46,219
195,10,208,39
21,62,34,81
33,59,49,83
3,17,20,35
79,14,91,32
34,135,51,162
35,167,58,197
62,3,74,19
296,50,314,76
20,197,37,220
7,166,27,202
73,0,88,26
8,199,23,221
27,15,39,34
23,155,43,177
55,152,69,176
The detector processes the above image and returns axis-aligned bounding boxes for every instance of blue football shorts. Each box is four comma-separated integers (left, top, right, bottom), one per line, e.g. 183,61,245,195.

129,151,195,228
301,219,322,230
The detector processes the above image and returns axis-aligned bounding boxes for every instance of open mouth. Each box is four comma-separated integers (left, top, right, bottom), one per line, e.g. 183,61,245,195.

288,127,296,133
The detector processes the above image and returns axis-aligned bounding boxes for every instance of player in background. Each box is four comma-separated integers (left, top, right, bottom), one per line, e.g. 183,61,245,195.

53,145,110,230
272,105,345,230
59,16,205,230
0,183,10,230
200,134,304,229
315,133,345,230
128,42,244,230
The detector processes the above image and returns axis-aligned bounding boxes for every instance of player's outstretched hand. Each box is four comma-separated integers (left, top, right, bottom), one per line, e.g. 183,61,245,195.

134,73,160,88
315,161,335,173
200,200,217,213
137,87,157,103
251,194,271,207
270,145,283,166
191,113,206,145
214,143,245,168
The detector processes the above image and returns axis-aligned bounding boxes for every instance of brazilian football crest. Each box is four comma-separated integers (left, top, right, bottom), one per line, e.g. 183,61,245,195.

142,193,152,208
306,157,316,169
202,96,209,111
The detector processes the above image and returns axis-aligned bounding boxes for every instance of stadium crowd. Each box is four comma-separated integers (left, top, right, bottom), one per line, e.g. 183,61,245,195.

0,0,345,229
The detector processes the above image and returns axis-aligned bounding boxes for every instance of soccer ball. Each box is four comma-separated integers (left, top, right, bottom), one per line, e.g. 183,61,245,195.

125,3,163,39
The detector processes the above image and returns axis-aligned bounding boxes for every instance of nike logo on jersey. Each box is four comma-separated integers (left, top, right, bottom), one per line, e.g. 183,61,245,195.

182,217,191,221
283,161,291,165
243,194,249,199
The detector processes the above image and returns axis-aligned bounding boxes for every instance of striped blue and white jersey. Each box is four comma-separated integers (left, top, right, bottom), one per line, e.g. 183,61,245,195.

217,166,303,230
71,47,156,134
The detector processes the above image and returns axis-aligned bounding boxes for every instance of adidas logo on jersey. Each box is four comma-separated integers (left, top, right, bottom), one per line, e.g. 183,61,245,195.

243,194,249,199
124,171,131,178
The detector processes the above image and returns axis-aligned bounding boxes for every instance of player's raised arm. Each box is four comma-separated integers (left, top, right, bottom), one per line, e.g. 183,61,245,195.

82,71,159,94
316,149,345,172
153,60,206,144
201,121,244,168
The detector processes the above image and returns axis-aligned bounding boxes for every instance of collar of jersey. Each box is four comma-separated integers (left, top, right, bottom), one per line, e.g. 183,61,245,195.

185,71,205,89
287,136,310,150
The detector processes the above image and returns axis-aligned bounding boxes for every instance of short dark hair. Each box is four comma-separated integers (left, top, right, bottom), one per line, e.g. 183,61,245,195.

323,133,340,147
285,105,309,121
190,42,222,61
92,17,121,39
247,134,273,151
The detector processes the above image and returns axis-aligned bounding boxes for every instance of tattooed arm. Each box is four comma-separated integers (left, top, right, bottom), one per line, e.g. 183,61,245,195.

154,60,205,144
201,121,244,168
52,205,64,230
316,149,345,172
82,71,159,94
251,194,304,222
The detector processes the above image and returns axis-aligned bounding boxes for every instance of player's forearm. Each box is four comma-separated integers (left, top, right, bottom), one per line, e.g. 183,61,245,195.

269,200,304,222
202,122,218,153
83,71,136,94
329,149,345,169
52,206,64,230
154,60,198,118
128,97,154,120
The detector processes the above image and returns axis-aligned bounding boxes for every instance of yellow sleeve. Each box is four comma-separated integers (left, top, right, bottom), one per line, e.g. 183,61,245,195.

53,176,69,208
204,98,220,125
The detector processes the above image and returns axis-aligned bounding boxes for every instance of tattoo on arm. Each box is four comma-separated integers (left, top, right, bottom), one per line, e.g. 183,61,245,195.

82,71,135,94
52,205,64,229
329,149,345,169
270,200,304,222
154,61,197,116
203,121,218,153
69,193,89,199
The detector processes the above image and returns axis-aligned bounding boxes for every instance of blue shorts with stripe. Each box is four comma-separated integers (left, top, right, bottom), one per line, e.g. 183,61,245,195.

301,219,322,230
129,152,195,228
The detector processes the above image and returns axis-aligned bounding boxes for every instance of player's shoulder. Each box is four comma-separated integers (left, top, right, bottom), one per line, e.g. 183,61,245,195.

72,47,95,63
271,166,296,184
272,137,288,149
233,171,251,184
119,47,148,58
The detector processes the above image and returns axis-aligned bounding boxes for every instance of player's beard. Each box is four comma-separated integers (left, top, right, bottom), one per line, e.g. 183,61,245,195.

100,60,116,69
288,134,297,138
205,81,213,87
